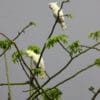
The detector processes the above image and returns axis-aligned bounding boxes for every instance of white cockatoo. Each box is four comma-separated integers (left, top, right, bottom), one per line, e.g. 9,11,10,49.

26,49,45,79
49,2,66,30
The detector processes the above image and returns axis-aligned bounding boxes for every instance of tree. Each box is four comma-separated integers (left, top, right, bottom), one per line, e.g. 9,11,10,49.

0,0,100,100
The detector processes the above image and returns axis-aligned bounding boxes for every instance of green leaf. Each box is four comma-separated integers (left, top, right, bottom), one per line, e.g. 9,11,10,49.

67,40,82,56
94,58,100,66
65,13,73,19
42,87,62,100
29,21,36,26
32,67,45,78
88,30,100,42
11,50,24,63
27,45,41,54
33,67,42,74
46,34,68,49
0,39,12,50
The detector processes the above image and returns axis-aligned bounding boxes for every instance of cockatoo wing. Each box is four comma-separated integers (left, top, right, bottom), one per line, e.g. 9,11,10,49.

49,2,66,30
26,50,45,78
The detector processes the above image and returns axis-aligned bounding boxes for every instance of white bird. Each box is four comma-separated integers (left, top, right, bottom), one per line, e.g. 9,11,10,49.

26,50,45,79
49,2,66,30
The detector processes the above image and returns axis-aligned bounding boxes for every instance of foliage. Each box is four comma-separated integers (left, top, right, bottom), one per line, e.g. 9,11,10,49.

0,1,100,100
29,21,36,27
46,34,68,48
0,39,12,50
65,13,73,19
42,87,62,100
67,40,82,56
94,58,100,67
88,30,100,42
32,67,44,75
27,45,41,54
11,50,24,63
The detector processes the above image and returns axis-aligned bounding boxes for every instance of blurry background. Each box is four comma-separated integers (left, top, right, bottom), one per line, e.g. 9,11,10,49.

0,0,100,100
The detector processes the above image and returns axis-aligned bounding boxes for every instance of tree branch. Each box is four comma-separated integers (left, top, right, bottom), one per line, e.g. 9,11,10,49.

31,63,96,99
0,33,31,78
0,81,29,86
34,0,70,77
27,0,70,99
29,42,100,99
42,42,100,88
0,22,33,57
73,42,100,59
13,22,34,41
54,64,95,88
80,45,100,52
91,89,100,100
4,53,12,100
58,41,72,58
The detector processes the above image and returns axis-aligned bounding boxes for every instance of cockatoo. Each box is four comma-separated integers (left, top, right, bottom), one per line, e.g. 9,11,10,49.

26,50,45,79
49,2,66,30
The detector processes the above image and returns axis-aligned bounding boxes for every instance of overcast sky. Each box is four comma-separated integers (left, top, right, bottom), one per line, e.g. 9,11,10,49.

0,0,100,100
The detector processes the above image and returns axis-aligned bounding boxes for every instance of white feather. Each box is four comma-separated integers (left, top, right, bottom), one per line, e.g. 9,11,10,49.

49,2,66,30
26,50,45,78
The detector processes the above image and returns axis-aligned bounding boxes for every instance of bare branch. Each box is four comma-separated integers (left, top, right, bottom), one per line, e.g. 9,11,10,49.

80,45,100,52
58,41,72,58
54,64,95,88
32,63,96,99
0,81,29,86
91,89,100,100
13,22,34,41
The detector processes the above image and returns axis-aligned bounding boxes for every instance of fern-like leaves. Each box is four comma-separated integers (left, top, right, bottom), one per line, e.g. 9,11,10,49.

46,34,68,49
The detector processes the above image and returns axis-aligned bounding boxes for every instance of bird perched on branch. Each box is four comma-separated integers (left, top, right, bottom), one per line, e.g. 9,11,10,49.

26,49,45,79
49,2,66,30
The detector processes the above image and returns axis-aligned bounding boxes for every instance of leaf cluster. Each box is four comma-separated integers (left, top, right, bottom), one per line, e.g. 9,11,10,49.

88,30,100,41
27,45,41,54
46,34,68,48
11,50,24,63
65,13,73,19
42,87,62,100
0,39,12,50
94,58,100,67
32,67,44,75
67,40,82,56
29,21,36,27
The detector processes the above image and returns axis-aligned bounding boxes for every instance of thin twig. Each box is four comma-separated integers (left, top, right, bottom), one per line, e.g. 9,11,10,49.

80,45,100,52
0,81,29,86
4,53,12,100
0,33,31,78
91,89,100,100
45,71,50,79
73,42,100,59
13,22,34,41
0,23,33,57
58,41,72,58
54,64,95,87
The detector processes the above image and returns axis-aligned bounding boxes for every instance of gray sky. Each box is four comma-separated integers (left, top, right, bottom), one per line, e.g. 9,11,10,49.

0,0,100,100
